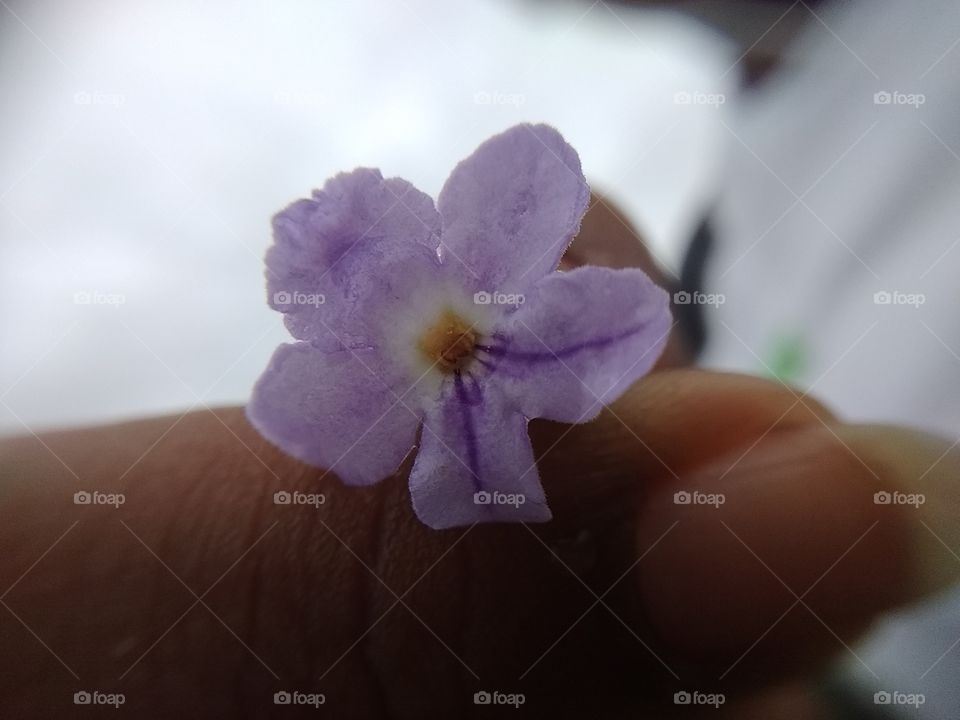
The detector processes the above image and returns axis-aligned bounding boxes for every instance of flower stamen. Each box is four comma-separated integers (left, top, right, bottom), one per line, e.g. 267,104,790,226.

418,309,478,373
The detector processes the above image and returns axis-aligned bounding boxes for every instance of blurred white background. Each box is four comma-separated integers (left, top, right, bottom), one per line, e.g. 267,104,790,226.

0,0,733,435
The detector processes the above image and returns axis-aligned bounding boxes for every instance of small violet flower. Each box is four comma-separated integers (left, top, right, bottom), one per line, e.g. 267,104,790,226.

248,124,671,529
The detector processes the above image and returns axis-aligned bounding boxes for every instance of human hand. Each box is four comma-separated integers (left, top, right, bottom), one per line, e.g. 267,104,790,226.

1,368,957,718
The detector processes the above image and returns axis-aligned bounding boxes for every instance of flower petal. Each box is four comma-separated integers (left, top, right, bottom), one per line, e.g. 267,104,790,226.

247,342,424,485
490,266,671,424
267,168,442,347
437,124,589,295
408,378,550,529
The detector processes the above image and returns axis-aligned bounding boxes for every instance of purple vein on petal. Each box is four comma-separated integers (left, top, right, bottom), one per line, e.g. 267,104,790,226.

475,333,512,368
453,372,481,491
474,356,497,371
484,323,651,364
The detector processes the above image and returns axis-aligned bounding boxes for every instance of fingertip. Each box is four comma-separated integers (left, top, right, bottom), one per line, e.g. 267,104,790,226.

635,424,915,677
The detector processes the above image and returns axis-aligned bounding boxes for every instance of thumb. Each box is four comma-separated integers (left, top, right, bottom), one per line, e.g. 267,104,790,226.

536,368,959,698
634,413,960,684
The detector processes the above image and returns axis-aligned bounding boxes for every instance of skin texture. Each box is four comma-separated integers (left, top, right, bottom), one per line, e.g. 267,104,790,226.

2,197,958,718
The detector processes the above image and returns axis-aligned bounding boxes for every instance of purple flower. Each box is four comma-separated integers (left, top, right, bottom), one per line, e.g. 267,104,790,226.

248,124,671,529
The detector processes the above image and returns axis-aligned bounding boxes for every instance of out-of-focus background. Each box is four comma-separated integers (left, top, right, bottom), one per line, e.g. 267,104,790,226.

0,0,732,435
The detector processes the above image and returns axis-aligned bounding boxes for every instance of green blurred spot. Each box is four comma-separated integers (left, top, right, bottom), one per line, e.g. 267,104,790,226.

765,335,807,384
